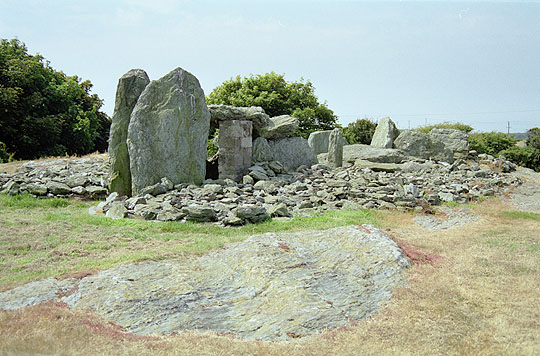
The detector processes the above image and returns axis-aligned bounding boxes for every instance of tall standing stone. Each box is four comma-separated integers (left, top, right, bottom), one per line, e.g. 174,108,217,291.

218,120,253,181
327,128,343,168
370,117,399,149
127,68,210,194
108,69,150,196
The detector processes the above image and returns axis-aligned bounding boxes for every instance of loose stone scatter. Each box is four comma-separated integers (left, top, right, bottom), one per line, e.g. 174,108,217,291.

0,158,109,199
0,225,410,341
0,154,521,226
413,206,480,230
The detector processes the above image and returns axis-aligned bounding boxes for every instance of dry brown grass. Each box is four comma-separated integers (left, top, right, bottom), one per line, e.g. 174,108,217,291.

1,198,540,355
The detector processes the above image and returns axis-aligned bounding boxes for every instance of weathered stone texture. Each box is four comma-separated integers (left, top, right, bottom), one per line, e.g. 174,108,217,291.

108,69,150,196
370,117,399,148
394,130,454,163
208,105,270,135
253,137,317,171
0,226,409,340
127,67,210,194
429,128,470,159
258,115,299,140
218,120,253,181
308,130,347,155
343,144,407,164
327,128,343,168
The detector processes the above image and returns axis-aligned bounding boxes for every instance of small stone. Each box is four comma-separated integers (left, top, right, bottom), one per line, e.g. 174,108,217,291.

26,183,48,196
46,181,71,195
106,202,128,219
268,203,292,217
242,175,255,185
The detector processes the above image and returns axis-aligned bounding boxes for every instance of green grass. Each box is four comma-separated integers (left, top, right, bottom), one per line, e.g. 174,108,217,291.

0,194,379,290
0,193,85,209
501,210,540,221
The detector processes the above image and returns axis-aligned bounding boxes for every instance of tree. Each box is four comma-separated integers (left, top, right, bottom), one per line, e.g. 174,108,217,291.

206,72,338,138
0,38,110,160
342,118,378,144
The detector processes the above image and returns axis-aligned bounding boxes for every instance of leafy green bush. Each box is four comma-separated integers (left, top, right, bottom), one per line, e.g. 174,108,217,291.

526,127,540,150
342,118,378,144
0,39,110,160
499,146,540,171
206,72,337,138
0,141,13,163
469,132,516,156
207,129,219,158
417,122,473,133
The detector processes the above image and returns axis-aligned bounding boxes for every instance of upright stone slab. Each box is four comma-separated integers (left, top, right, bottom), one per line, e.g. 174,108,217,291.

429,128,469,159
370,117,399,149
308,130,348,155
218,120,253,181
327,128,343,168
108,69,150,196
127,68,210,194
268,137,318,171
394,130,454,163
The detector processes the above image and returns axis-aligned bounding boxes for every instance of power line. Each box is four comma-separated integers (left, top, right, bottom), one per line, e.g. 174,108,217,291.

338,109,540,118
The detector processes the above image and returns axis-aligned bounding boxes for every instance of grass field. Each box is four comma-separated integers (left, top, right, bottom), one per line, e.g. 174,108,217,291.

0,193,539,355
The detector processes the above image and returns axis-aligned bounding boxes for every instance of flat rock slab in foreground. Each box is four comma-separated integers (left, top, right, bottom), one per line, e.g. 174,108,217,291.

0,225,410,341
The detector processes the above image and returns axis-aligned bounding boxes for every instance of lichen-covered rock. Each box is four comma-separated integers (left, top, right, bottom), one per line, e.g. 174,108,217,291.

308,130,347,155
429,128,470,160
370,117,399,148
208,105,270,134
394,130,454,163
267,137,318,171
108,69,150,197
343,144,407,164
127,68,210,194
327,128,343,168
48,225,409,340
46,181,71,195
252,137,273,163
258,115,299,139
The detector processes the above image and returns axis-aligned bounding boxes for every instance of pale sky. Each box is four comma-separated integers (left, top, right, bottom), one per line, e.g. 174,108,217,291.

1,0,539,132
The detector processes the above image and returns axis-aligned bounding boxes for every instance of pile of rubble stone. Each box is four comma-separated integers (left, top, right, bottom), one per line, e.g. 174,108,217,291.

1,152,519,226
0,158,108,199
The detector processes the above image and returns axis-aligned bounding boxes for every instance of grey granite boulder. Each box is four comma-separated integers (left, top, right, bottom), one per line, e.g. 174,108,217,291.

394,130,454,163
370,117,399,148
108,69,150,196
258,115,299,139
429,128,470,160
127,68,210,194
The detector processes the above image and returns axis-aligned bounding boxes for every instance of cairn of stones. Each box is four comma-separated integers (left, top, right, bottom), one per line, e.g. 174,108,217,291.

0,68,522,225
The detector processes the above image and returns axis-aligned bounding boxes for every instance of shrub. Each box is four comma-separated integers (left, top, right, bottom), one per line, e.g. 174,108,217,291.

0,141,13,163
526,127,540,150
417,122,473,133
0,38,110,160
499,146,540,171
207,72,338,138
342,118,378,144
469,132,515,156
